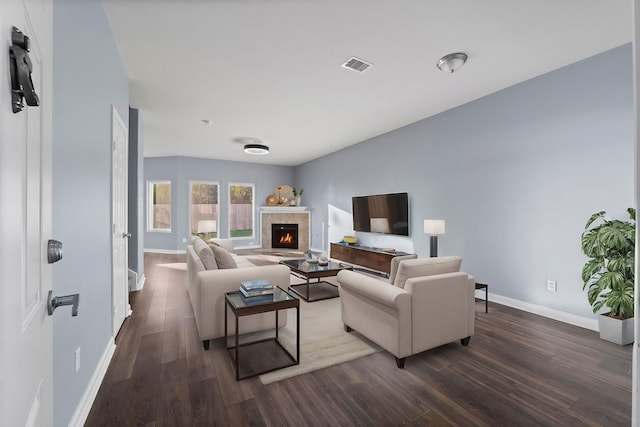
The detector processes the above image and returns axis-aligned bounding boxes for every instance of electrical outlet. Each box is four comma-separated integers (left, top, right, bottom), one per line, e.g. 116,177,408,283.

547,280,557,292
182,237,188,243
75,347,81,373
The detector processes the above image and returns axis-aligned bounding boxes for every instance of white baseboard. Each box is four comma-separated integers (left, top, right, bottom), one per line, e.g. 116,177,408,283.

143,248,186,254
478,290,598,331
68,337,116,427
136,274,146,291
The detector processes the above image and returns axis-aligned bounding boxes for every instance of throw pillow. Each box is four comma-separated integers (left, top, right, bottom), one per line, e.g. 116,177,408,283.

194,238,218,270
213,245,237,269
394,256,462,289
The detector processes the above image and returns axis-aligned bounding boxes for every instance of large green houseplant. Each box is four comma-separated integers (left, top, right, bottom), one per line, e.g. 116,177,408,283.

581,208,635,344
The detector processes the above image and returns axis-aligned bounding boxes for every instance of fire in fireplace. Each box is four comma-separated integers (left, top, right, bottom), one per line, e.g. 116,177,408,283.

272,223,298,249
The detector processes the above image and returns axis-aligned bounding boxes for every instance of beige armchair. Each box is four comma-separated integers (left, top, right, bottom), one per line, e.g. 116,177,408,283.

337,256,475,368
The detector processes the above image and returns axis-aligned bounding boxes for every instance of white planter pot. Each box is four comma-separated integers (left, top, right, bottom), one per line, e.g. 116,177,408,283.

598,314,634,345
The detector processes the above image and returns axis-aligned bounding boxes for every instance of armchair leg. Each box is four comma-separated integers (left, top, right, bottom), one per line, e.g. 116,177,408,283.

344,324,352,333
461,336,471,346
395,357,406,369
203,340,210,350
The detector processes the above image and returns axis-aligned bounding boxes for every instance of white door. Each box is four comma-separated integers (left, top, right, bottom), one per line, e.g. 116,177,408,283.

111,106,130,337
0,0,54,425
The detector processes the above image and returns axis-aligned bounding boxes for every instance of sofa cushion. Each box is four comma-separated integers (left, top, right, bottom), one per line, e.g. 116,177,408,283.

213,245,237,269
394,256,462,289
388,254,418,285
193,238,218,270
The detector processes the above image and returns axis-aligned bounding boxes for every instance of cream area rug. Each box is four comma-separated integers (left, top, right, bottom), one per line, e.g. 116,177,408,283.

259,292,381,385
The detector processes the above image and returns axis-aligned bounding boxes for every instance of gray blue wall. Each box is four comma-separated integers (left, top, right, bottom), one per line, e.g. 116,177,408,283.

144,156,295,251
296,44,633,320
52,0,129,424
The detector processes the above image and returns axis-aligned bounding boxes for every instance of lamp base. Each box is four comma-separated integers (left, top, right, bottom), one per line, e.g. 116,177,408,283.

429,235,438,258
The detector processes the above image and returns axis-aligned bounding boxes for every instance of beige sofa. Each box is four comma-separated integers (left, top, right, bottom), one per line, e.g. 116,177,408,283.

337,256,475,368
186,237,291,349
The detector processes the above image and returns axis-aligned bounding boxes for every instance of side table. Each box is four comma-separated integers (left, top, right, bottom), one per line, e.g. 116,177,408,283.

225,286,299,380
475,283,489,313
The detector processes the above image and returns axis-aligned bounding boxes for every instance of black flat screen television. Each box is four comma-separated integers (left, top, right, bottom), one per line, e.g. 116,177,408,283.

352,192,409,236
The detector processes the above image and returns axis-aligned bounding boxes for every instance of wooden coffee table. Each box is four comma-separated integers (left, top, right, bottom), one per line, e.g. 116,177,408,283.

279,259,353,302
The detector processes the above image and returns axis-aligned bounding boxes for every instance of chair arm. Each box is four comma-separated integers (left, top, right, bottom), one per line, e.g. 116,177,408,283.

337,270,409,309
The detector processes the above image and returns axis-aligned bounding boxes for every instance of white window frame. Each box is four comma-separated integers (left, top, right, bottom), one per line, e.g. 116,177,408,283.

147,180,172,232
189,180,220,238
228,182,255,240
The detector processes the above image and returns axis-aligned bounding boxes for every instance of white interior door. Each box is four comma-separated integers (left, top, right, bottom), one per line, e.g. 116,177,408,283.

0,1,54,425
111,106,130,337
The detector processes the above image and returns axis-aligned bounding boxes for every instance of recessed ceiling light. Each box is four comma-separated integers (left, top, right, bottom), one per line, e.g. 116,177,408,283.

243,144,269,155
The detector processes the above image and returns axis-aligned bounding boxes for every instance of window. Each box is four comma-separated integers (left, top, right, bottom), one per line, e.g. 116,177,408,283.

148,181,171,231
190,181,219,241
229,183,254,238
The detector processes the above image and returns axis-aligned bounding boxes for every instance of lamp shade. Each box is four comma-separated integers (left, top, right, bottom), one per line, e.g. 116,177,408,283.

197,220,217,233
424,219,445,235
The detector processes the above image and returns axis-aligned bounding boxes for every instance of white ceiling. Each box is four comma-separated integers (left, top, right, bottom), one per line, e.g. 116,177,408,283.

102,0,632,167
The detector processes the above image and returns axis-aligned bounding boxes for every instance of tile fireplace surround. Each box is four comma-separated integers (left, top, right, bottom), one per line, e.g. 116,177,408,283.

260,207,310,251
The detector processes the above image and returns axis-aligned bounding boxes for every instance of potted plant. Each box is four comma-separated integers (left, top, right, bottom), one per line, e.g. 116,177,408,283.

581,208,635,345
293,187,304,206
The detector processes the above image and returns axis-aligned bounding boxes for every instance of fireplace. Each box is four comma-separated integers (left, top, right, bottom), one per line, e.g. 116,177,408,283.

272,224,299,249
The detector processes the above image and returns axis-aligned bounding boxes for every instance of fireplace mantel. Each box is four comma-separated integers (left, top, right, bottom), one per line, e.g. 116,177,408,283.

260,207,310,250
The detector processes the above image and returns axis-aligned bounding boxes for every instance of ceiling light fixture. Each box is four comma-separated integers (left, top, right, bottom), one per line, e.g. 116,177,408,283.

436,52,467,73
243,143,269,155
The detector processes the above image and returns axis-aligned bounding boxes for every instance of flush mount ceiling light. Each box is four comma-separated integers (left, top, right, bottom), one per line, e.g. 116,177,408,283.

436,52,467,73
243,143,269,155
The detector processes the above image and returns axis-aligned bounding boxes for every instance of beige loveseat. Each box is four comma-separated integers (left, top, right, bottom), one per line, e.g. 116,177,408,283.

186,237,291,349
337,256,475,368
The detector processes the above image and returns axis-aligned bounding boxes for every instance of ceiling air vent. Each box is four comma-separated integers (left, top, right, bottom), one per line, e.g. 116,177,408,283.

341,56,372,73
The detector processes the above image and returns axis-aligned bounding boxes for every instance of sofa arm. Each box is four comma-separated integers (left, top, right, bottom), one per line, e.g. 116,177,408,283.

195,264,292,340
337,270,412,359
404,272,475,353
337,270,409,308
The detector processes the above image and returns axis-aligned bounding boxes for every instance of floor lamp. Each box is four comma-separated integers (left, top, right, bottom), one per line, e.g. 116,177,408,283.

424,219,445,257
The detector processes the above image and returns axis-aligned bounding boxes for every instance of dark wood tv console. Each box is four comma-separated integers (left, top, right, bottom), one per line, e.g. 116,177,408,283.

330,243,411,275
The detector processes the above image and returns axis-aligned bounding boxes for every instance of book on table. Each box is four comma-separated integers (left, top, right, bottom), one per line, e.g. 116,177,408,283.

240,279,274,298
239,286,274,298
240,279,274,291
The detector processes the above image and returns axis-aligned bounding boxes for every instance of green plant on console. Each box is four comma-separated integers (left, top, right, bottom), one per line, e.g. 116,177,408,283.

581,208,635,319
293,187,304,197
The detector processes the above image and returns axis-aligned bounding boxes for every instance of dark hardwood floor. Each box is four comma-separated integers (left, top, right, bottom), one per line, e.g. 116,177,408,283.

85,253,632,426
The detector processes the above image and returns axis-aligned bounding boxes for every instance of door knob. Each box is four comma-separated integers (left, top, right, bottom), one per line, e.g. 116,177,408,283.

47,290,79,317
123,232,131,238
47,239,63,264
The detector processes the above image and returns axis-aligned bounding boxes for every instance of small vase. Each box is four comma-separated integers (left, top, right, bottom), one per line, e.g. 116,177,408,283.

295,196,301,206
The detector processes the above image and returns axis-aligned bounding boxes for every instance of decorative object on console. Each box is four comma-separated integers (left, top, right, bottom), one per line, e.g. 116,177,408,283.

436,52,467,73
424,219,445,257
342,236,358,245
